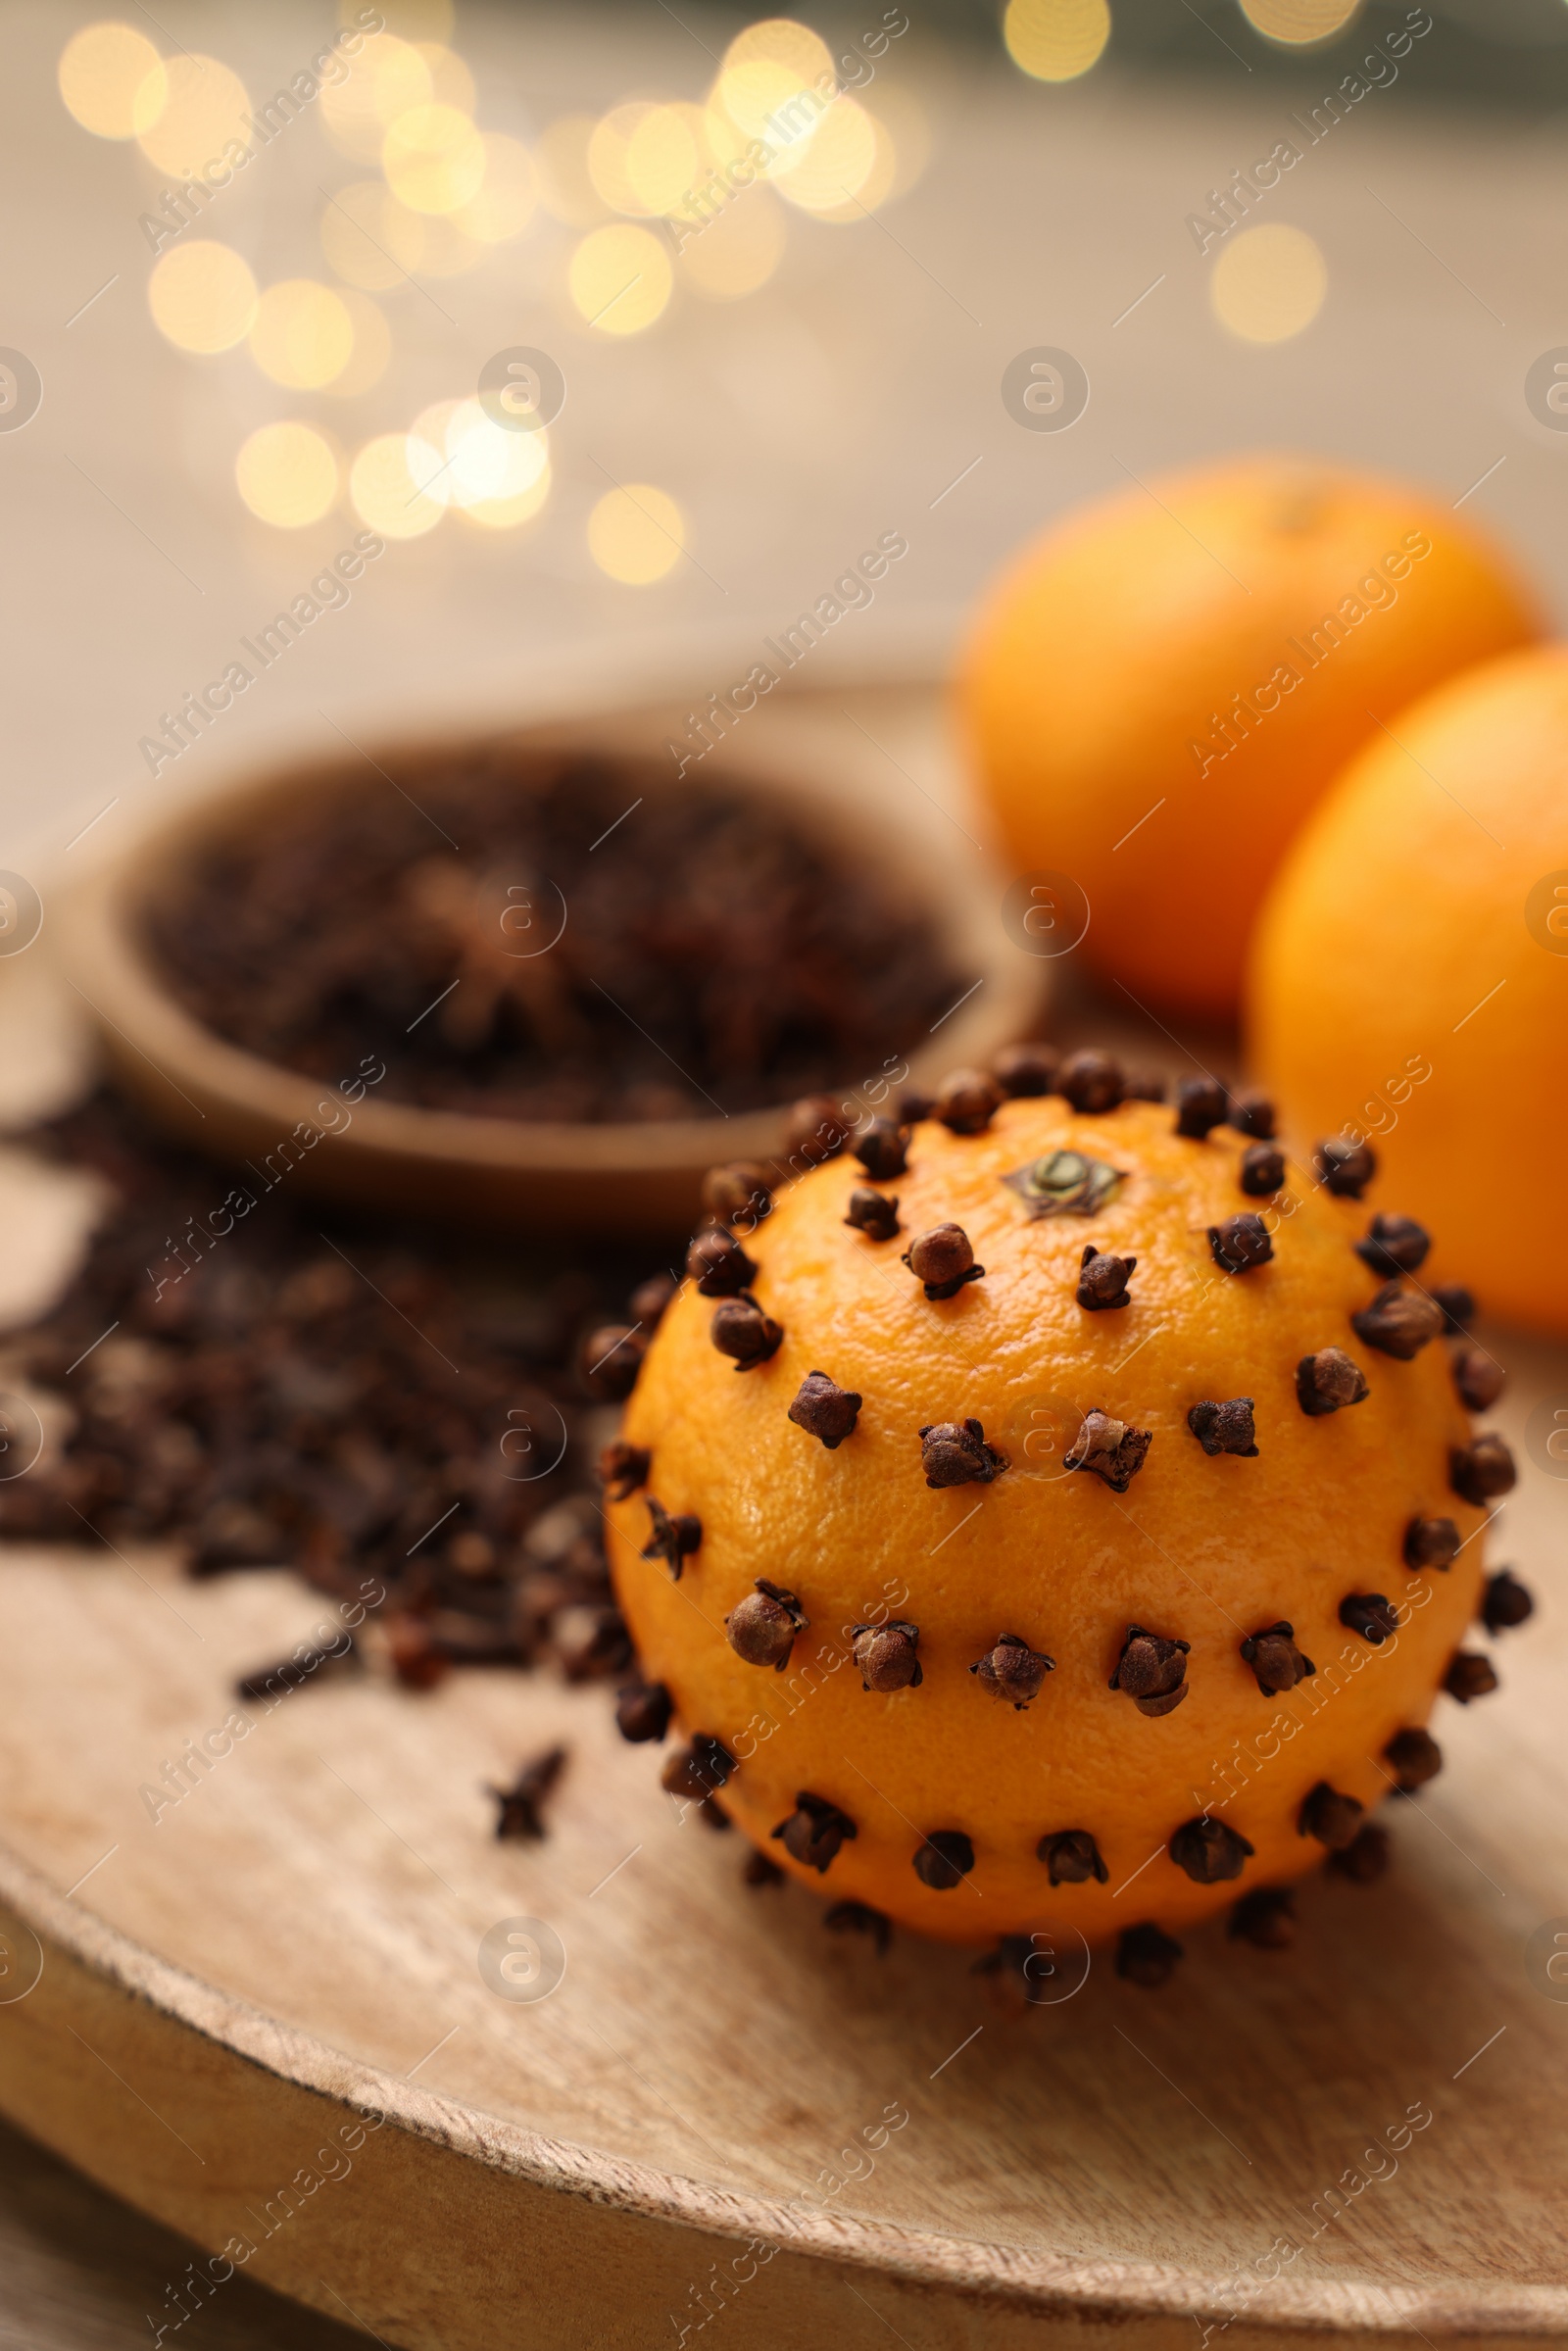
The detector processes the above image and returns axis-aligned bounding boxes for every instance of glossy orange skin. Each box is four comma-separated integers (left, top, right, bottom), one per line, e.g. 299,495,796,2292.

1250,642,1568,1336
606,1101,1485,1946
956,453,1540,1021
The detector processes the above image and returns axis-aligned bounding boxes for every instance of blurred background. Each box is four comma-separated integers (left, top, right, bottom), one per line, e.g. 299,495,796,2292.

5,1,1568,2341
9,0,1568,871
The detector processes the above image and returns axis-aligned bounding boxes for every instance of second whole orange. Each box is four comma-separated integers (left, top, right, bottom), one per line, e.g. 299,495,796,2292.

956,453,1540,1020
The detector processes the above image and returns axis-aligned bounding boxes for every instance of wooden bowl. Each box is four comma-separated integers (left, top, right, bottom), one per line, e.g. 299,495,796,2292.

55,685,1043,1238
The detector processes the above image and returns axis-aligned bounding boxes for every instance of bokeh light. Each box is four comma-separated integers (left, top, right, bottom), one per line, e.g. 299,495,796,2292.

1003,0,1112,82
718,19,835,134
678,187,788,299
1210,222,1327,341
320,34,432,163
1239,0,1359,41
319,179,427,289
57,23,166,139
414,216,483,276
626,104,710,217
148,240,258,354
349,430,445,537
382,102,486,214
588,484,685,583
234,421,339,527
414,41,475,113
568,222,673,334
136,53,251,175
588,102,660,216
775,96,879,214
318,291,392,396
535,116,610,225
453,133,538,243
411,396,552,527
249,279,355,389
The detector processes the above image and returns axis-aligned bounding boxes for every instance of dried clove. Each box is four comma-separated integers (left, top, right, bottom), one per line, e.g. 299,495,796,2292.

1207,1213,1273,1274
1296,1347,1369,1417
1038,1829,1107,1886
1481,1568,1533,1633
1076,1246,1136,1311
1239,1144,1286,1197
628,1272,678,1331
1187,1397,1257,1456
970,1632,1055,1708
919,1417,1004,1488
1445,1650,1499,1703
1354,1214,1431,1279
1449,1434,1516,1506
1327,1824,1390,1883
1227,1089,1276,1139
1065,1409,1151,1492
614,1680,672,1742
710,1294,783,1369
1450,1344,1504,1412
490,1745,566,1840
912,1829,973,1889
1170,1816,1254,1885
1350,1281,1443,1360
852,1619,922,1691
702,1161,772,1228
993,1042,1058,1097
661,1735,735,1801
640,1497,702,1579
902,1223,985,1299
771,1790,857,1873
787,1369,862,1449
1239,1621,1314,1692
1057,1050,1125,1114
1385,1727,1442,1790
744,1849,784,1888
598,1440,651,1500
1314,1137,1376,1198
844,1186,901,1241
1431,1283,1475,1336
1339,1592,1399,1644
1298,1781,1363,1848
855,1117,910,1180
727,1579,808,1670
785,1094,852,1167
1110,1623,1189,1716
935,1068,1004,1135
686,1227,759,1298
579,1323,647,1400
1175,1076,1229,1139
1403,1515,1460,1572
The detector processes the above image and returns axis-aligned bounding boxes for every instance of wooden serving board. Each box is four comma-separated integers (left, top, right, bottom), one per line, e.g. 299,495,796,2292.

0,1301,1563,2349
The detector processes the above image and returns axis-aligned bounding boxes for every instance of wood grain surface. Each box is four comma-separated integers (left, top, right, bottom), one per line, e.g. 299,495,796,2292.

0,969,1563,2348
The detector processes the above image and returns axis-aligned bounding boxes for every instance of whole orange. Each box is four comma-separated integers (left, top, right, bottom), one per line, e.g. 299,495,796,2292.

1250,641,1568,1336
956,453,1540,1020
604,1069,1509,1959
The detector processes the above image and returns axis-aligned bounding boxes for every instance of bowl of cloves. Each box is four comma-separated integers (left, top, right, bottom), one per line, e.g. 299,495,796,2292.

59,694,1043,1235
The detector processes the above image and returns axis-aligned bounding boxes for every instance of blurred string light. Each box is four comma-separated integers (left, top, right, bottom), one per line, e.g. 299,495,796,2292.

148,240,258,352
320,291,392,395
1004,0,1112,81
588,485,685,584
235,421,339,526
249,279,356,388
411,397,551,526
57,22,166,137
1210,222,1326,340
349,430,445,538
775,95,879,214
382,102,486,213
319,33,433,163
1238,0,1360,41
454,135,537,243
678,189,788,299
136,53,251,175
568,222,673,334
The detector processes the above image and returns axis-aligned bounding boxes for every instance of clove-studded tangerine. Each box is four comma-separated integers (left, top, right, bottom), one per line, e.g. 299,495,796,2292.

604,1077,1500,1948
